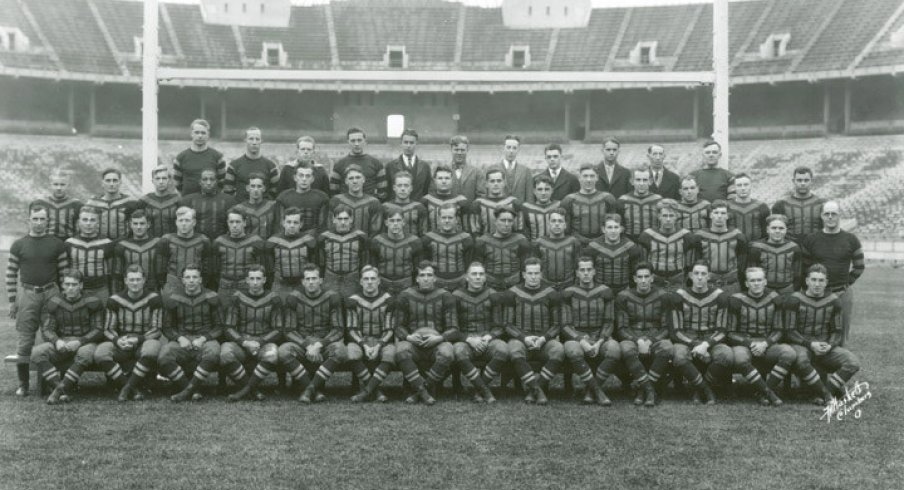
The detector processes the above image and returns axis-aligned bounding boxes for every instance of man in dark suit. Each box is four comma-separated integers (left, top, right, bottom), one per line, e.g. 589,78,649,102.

647,144,680,200
490,135,534,204
385,129,432,202
595,137,632,198
437,135,485,201
541,143,579,201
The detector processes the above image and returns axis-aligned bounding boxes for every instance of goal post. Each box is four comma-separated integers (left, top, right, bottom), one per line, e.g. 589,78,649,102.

141,0,731,192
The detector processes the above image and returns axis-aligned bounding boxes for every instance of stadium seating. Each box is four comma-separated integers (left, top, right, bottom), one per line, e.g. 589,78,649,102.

460,7,551,68
238,6,332,68
25,0,121,74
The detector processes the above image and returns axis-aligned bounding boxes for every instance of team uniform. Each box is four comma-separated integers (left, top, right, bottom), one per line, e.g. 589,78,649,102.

498,284,565,399
726,199,770,241
800,230,865,345
32,294,104,395
180,190,238,240
560,191,618,245
156,232,213,296
725,291,795,401
140,191,181,238
318,229,369,298
533,235,580,289
31,196,82,240
275,188,330,235
394,287,461,397
636,228,701,291
692,228,748,293
619,193,661,240
586,237,644,293
421,192,470,233
521,200,561,240
158,288,223,395
345,289,397,399
220,290,283,396
232,199,279,239
94,290,164,396
85,193,143,241
330,193,383,237
114,236,164,292
281,289,347,394
784,291,860,398
472,196,522,236
689,168,734,202
224,155,280,201
561,283,620,399
264,232,318,298
330,154,388,200
66,234,116,302
211,234,265,305
6,234,68,377
421,229,474,290
673,200,711,233
771,194,825,243
747,239,801,293
451,287,509,396
473,233,533,291
614,287,674,396
668,288,733,392
382,201,428,237
173,147,227,195
368,233,424,295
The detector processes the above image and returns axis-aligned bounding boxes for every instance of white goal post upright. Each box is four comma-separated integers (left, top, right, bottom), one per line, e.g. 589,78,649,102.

141,0,730,191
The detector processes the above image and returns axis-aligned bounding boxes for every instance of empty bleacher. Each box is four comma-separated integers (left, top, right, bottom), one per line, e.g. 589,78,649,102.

551,8,627,71
26,0,120,74
239,6,332,68
165,4,242,68
460,7,551,69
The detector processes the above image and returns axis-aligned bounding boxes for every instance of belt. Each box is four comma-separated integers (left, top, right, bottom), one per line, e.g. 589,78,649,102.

21,282,57,293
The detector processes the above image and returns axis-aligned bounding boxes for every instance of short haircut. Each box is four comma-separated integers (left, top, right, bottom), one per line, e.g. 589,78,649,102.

493,207,516,219
485,168,504,180
383,208,403,221
657,199,678,212
503,134,521,144
247,264,266,276
734,172,751,182
603,213,622,225
79,205,101,218
438,203,459,216
433,165,454,178
101,167,121,179
578,163,598,175
745,267,765,278
245,126,261,137
449,135,469,147
296,135,316,147
681,175,698,185
347,127,366,139
602,137,621,148
703,139,721,150
533,175,553,188
393,170,413,184
806,263,828,277
633,168,651,178
332,205,352,218
60,268,84,282
247,172,266,184
200,168,217,177
576,255,594,268
302,264,321,277
190,119,210,130
152,166,170,178
633,261,653,276
691,260,710,271
181,263,202,277
344,164,364,178
467,261,485,273
360,265,380,278
549,207,567,218
793,166,813,178
401,128,419,140
175,206,196,219
28,203,49,216
124,264,146,277
544,143,563,154
523,257,542,271
130,209,149,221
49,169,71,181
282,207,302,219
227,206,247,221
710,199,729,211
416,260,436,273
295,162,314,173
765,214,788,225
647,144,664,154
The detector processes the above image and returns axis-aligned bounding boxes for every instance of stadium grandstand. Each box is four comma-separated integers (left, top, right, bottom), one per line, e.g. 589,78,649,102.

0,0,903,242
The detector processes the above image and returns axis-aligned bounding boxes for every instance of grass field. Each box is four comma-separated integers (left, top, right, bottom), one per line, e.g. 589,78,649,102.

0,268,901,490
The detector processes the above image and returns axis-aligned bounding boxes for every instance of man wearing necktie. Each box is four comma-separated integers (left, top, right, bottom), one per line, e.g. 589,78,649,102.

595,137,633,199
491,135,533,204
542,144,579,201
385,129,431,202
647,144,680,200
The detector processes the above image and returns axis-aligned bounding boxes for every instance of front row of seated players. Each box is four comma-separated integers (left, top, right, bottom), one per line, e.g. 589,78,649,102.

32,255,859,407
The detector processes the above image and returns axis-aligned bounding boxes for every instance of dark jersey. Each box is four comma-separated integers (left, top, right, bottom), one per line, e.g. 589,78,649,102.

212,234,265,282
452,287,502,337
104,290,163,341
382,201,428,236
345,291,395,343
497,284,563,340
560,191,618,241
284,289,344,344
771,194,825,242
521,200,561,240
689,167,734,202
561,284,614,340
726,199,770,240
275,189,330,235
533,235,580,286
114,237,164,289
66,235,116,290
368,234,423,282
725,291,782,345
330,193,383,237
162,289,222,339
394,287,460,338
156,233,212,278
173,146,227,195
232,199,278,239
318,230,368,275
614,287,670,342
421,231,474,280
668,288,728,347
85,194,143,240
674,200,711,233
637,228,701,275
223,290,282,341
42,295,105,343
473,195,522,236
421,192,470,233
180,191,238,240
800,231,865,289
784,291,844,346
473,233,532,285
747,240,801,290
330,154,387,200
6,234,68,304
140,191,181,238
586,237,644,290
264,232,317,284
693,228,748,280
224,155,280,201
619,193,662,239
31,196,82,240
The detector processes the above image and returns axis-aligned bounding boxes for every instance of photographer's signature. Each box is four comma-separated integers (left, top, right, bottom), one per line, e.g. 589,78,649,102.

820,381,872,423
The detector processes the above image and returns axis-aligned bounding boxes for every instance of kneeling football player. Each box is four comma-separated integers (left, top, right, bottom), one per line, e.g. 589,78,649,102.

280,264,347,403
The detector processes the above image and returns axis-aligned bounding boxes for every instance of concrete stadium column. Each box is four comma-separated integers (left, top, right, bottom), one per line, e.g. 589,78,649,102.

88,85,96,135
843,80,852,135
220,94,228,139
823,82,831,134
199,90,206,120
67,84,75,130
564,93,571,139
692,88,700,138
583,95,591,142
